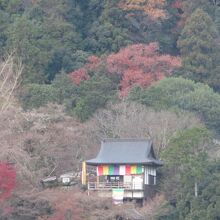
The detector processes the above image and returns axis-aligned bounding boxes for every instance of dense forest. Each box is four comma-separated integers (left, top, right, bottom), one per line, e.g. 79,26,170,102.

0,0,220,219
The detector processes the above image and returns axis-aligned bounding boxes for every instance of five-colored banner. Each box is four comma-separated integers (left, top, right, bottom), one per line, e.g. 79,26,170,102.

97,165,144,176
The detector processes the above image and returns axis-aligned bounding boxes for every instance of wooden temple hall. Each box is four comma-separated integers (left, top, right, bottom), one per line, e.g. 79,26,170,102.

82,139,163,203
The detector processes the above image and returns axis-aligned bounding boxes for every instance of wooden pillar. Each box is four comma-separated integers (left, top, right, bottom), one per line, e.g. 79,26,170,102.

81,161,87,185
96,175,99,188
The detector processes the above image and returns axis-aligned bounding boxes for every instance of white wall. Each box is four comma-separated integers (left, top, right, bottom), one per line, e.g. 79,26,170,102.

144,166,156,185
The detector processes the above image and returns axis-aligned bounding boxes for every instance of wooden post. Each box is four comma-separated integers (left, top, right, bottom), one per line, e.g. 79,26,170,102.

82,161,87,185
96,175,99,188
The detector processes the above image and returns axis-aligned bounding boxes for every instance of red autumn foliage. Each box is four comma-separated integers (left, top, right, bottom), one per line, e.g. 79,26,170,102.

107,42,181,96
68,43,181,96
69,68,89,85
69,56,101,85
86,55,101,69
0,163,16,202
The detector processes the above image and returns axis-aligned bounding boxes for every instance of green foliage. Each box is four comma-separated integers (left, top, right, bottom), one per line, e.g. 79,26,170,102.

215,7,220,33
162,127,211,180
0,1,220,218
20,73,117,121
84,21,130,54
4,0,83,83
83,2,131,54
20,84,58,109
159,160,220,220
0,0,27,15
42,14,83,80
159,127,215,220
0,0,182,83
179,85,220,131
130,77,196,109
51,73,79,105
0,9,10,53
182,0,214,18
6,15,50,83
177,9,219,88
130,77,220,133
73,74,117,121
66,50,90,72
20,73,80,110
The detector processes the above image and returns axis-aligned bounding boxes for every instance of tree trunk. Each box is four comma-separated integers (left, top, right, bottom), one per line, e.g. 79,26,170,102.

194,181,198,197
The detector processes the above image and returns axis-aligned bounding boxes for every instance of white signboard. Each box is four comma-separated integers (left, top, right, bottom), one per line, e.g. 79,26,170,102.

62,177,70,183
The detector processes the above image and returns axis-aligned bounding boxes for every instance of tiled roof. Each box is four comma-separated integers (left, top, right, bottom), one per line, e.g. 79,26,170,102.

86,139,163,166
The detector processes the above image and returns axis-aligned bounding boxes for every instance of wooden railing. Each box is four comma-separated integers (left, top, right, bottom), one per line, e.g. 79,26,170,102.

88,182,143,190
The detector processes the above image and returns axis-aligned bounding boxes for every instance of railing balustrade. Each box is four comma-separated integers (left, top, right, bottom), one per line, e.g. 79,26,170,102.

88,182,143,190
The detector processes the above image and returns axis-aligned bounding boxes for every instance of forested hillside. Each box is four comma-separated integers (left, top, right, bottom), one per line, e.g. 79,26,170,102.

0,0,220,219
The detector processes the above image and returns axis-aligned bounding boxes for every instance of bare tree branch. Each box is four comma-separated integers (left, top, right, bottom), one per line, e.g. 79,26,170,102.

0,53,23,112
93,101,202,157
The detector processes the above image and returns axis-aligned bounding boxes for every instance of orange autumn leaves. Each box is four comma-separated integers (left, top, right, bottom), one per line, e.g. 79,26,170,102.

69,42,181,96
119,0,167,20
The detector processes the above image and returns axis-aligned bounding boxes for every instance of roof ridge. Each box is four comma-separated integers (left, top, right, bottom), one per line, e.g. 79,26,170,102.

102,138,151,142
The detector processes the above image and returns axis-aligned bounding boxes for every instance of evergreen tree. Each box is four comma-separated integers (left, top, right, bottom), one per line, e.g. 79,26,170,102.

73,74,117,121
6,15,49,83
162,127,211,196
5,1,84,83
214,7,220,33
161,127,212,219
83,1,131,54
159,159,220,220
177,9,219,87
182,0,214,18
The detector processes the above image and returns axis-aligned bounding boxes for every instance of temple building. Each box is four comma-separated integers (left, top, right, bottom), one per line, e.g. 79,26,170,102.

82,139,163,203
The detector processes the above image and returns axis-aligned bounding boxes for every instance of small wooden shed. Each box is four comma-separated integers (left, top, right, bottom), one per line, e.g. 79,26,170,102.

83,139,163,202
